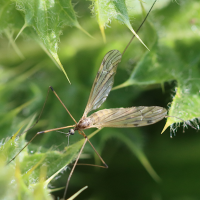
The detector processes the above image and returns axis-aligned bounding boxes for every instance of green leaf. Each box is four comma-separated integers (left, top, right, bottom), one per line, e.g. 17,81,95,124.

91,0,148,49
0,0,24,58
162,39,200,133
67,186,88,200
95,129,161,182
0,0,23,32
14,0,91,83
1,1,199,199
113,1,200,133
0,129,52,200
1,128,100,200
115,39,200,132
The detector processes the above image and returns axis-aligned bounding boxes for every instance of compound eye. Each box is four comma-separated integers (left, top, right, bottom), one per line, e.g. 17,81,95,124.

68,129,75,135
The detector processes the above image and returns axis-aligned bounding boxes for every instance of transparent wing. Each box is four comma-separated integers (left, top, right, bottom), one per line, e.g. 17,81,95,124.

83,50,122,117
88,106,167,128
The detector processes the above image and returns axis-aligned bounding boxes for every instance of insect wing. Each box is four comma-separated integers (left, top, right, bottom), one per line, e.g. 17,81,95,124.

83,50,122,117
88,106,167,128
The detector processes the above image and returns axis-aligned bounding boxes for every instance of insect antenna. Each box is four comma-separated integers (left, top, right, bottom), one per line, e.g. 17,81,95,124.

122,0,157,56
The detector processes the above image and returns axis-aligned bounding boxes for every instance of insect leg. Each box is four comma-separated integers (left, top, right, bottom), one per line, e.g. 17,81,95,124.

17,86,52,137
63,137,88,200
122,0,157,55
79,131,108,168
63,130,108,199
7,125,75,164
49,86,77,124
86,137,108,168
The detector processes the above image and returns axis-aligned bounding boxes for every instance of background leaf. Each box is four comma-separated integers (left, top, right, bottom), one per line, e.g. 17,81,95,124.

92,0,148,48
114,0,200,134
13,0,92,83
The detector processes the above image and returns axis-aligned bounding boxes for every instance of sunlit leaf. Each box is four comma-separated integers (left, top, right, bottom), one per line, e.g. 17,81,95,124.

1,127,100,200
114,1,200,133
0,0,23,32
14,0,91,83
91,0,148,48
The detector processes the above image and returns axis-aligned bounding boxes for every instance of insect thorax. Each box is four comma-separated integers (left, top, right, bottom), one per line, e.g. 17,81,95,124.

75,117,93,130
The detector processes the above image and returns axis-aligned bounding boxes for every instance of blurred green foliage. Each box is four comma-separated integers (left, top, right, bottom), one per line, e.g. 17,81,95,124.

0,0,200,199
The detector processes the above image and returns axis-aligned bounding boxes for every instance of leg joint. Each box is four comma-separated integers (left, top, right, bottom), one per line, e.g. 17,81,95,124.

49,86,54,91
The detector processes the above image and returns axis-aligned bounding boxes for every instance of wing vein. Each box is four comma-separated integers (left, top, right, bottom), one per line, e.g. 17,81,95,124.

88,107,167,128
83,50,122,117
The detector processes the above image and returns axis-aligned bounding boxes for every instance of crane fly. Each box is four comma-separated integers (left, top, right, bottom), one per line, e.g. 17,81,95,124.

39,49,167,199
8,0,168,199
67,49,167,134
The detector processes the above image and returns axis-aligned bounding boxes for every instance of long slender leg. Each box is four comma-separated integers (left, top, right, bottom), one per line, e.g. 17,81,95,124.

122,0,157,56
9,86,77,164
8,133,38,164
79,131,108,168
37,125,75,134
18,86,52,137
18,86,76,137
49,86,77,124
63,132,108,199
63,137,88,200
7,125,75,164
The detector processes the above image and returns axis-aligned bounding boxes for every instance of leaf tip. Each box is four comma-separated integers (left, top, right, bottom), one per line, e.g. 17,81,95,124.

99,25,106,43
77,24,94,39
112,80,133,91
15,24,27,42
67,186,88,200
51,52,71,84
130,28,149,51
161,119,172,134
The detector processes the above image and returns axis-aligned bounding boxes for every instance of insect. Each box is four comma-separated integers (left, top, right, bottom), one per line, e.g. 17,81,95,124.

48,49,166,198
66,49,167,134
9,0,168,199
